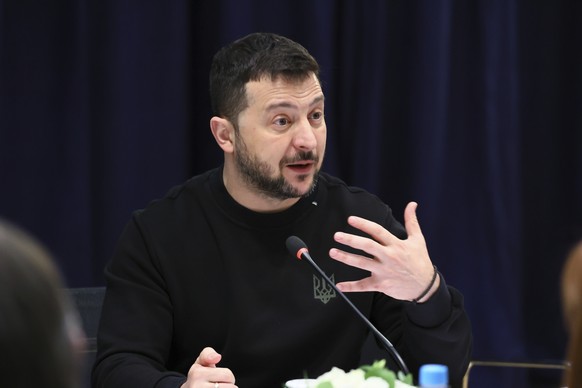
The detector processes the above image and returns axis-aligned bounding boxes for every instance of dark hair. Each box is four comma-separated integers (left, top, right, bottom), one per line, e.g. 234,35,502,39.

0,220,79,388
209,32,321,125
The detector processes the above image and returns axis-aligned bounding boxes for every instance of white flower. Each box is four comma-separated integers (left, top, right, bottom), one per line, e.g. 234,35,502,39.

314,367,390,388
361,376,390,388
287,359,417,388
394,379,416,388
315,367,348,383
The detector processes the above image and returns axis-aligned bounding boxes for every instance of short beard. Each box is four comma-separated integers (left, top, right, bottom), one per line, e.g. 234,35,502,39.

234,131,319,200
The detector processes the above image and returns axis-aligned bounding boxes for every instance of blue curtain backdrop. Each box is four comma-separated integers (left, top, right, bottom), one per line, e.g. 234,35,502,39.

1,1,581,387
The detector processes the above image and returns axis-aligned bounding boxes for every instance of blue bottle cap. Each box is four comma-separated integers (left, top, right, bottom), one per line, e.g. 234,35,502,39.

419,364,448,386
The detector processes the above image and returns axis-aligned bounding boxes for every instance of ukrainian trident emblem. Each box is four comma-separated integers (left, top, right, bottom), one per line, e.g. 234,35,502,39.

313,273,337,304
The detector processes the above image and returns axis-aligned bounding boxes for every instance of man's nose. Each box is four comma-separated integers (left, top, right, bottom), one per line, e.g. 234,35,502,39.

292,119,317,150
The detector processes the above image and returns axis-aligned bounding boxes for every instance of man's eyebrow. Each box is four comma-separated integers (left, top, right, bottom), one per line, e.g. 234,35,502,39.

265,95,325,112
310,95,325,106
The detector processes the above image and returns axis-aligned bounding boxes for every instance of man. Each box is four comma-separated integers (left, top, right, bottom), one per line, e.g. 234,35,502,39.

92,32,472,388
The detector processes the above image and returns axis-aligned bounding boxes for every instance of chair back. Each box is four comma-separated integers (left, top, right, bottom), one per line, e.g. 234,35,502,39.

68,287,106,388
462,359,570,388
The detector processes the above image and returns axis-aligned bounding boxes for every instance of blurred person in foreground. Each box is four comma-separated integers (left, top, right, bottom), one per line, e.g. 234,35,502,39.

561,241,582,388
92,32,472,388
0,219,83,388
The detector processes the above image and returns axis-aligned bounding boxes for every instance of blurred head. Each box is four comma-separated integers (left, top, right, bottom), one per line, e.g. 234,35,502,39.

561,241,582,332
0,219,82,388
561,241,582,388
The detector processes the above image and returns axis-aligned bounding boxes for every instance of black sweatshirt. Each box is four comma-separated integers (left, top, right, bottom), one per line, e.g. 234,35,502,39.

92,167,472,388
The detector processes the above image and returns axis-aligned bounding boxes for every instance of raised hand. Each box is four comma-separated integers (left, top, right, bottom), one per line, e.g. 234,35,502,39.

329,202,439,302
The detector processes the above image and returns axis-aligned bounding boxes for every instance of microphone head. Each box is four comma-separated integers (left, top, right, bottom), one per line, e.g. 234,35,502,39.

286,236,308,259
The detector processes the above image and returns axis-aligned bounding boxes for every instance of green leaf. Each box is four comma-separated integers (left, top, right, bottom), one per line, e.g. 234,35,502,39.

358,359,417,388
360,360,396,388
397,371,414,385
316,382,333,388
365,368,396,381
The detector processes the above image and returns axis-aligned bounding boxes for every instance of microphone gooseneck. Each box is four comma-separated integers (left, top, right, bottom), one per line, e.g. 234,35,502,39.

285,235,410,375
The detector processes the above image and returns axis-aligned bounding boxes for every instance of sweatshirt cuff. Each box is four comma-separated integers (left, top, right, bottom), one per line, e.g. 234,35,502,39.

404,272,452,327
153,374,187,388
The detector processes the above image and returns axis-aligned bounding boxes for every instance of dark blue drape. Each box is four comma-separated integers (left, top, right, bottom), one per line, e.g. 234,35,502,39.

1,1,581,387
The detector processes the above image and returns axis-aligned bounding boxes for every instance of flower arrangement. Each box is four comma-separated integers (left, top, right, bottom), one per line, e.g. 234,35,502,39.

298,360,415,388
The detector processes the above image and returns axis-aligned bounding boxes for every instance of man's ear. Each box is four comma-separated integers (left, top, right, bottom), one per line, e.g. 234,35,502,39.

210,116,235,153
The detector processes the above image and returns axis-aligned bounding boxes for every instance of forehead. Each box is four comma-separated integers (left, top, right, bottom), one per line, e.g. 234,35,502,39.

244,74,324,110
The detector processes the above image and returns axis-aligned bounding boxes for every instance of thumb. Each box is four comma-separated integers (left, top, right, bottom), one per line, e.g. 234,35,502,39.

196,347,222,367
404,201,421,237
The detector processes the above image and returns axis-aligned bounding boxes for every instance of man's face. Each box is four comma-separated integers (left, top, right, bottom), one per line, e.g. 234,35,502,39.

232,74,326,200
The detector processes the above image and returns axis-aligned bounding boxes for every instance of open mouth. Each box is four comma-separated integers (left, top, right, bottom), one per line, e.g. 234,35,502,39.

286,161,314,174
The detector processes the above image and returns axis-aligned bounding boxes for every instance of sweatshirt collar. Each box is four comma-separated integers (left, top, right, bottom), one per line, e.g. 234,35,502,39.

208,166,320,229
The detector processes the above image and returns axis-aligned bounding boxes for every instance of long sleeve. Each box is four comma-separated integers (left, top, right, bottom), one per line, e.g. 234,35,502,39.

91,170,473,387
371,272,472,388
91,215,187,388
364,204,472,387
405,276,472,387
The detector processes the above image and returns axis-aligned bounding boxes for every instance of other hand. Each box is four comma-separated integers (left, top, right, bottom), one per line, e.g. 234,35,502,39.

180,347,237,388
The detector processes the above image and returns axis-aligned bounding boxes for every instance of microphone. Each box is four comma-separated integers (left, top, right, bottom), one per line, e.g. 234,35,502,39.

285,235,410,375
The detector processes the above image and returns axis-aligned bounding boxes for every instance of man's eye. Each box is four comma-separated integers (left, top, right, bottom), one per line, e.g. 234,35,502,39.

310,111,323,120
274,118,289,126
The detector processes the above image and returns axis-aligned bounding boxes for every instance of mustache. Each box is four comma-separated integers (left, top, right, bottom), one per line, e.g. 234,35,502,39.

282,151,318,165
